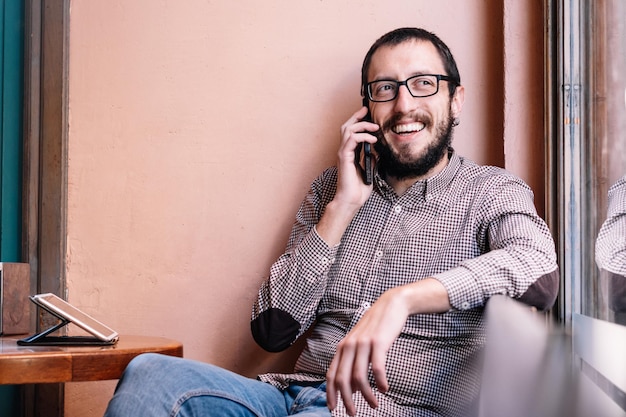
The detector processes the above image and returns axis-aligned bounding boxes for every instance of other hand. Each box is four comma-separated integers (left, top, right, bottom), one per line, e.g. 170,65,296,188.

325,287,410,415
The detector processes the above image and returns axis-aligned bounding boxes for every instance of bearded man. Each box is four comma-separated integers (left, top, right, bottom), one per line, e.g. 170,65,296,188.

105,27,559,417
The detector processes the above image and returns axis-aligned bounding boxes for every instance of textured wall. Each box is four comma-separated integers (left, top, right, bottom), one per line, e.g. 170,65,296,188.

64,1,541,415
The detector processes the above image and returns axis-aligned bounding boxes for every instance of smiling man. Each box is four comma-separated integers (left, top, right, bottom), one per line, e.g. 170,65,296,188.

365,37,462,189
105,28,559,417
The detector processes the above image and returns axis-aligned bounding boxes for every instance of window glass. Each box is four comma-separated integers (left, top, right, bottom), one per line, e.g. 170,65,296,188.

585,0,626,324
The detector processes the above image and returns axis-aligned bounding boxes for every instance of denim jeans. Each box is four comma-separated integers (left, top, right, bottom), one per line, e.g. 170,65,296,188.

104,353,331,417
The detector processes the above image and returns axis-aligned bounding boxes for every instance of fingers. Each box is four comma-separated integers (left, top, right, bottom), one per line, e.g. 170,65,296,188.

340,107,380,148
370,346,389,393
325,345,343,411
326,340,353,409
326,338,380,416
337,108,379,183
326,343,360,416
332,108,379,206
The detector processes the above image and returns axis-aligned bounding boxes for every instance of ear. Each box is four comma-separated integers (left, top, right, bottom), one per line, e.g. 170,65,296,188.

362,94,369,109
450,85,465,119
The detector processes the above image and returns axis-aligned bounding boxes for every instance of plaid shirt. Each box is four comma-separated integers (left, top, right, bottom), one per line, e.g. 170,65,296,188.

252,150,559,416
596,176,626,276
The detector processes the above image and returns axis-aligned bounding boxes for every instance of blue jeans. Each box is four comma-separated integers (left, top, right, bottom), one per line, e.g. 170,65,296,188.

104,353,331,417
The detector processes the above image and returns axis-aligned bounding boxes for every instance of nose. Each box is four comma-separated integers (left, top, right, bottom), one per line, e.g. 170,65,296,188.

393,84,415,113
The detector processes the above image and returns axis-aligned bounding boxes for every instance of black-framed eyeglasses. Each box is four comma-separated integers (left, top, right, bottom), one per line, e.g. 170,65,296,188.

365,74,457,102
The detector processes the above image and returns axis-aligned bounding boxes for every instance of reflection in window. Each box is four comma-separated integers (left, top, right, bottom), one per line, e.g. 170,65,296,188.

595,176,626,324
587,0,626,324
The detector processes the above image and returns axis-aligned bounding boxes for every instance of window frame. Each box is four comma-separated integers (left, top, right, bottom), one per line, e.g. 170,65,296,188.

21,0,70,416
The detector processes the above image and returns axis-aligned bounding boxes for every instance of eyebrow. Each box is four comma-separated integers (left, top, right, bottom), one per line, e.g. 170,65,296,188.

369,72,438,82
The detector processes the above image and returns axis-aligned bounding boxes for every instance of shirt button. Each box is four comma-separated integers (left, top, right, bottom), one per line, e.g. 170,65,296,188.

375,250,383,258
461,301,471,310
362,301,371,309
394,205,402,213
425,194,433,202
321,257,328,265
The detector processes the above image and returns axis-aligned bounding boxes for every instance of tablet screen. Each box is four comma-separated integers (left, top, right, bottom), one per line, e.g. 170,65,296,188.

32,293,118,342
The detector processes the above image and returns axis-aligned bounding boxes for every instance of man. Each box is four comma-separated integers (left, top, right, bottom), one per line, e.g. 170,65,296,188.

105,27,559,417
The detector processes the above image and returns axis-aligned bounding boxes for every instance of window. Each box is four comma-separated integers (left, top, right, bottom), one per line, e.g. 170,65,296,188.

549,0,626,327
584,1,626,325
548,0,626,412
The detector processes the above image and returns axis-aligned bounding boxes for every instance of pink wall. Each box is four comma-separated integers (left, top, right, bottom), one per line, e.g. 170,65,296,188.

64,1,542,415
503,0,546,213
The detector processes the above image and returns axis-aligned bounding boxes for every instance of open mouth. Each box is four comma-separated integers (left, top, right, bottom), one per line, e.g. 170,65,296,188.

391,122,426,135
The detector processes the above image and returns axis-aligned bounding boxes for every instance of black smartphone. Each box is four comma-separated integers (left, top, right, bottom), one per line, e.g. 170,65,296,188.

355,141,373,185
362,142,373,185
356,108,374,185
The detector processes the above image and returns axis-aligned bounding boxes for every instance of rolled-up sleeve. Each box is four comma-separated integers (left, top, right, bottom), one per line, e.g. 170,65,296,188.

434,176,559,311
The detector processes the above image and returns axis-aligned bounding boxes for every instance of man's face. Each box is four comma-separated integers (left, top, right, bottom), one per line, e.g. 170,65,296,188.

367,40,464,179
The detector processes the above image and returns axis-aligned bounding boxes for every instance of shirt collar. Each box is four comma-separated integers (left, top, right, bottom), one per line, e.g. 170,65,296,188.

374,148,462,202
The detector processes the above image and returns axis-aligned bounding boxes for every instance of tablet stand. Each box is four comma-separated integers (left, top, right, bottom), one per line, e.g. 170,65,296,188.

17,300,117,346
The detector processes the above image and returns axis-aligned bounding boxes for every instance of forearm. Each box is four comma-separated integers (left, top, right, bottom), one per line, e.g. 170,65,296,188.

387,278,452,315
434,242,559,311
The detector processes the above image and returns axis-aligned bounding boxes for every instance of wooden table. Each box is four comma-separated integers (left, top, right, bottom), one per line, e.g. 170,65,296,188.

0,335,183,384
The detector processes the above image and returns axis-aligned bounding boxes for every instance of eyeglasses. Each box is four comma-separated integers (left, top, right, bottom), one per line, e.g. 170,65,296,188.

365,74,456,102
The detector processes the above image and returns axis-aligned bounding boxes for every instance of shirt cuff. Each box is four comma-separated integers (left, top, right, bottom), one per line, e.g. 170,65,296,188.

433,267,484,311
292,226,339,275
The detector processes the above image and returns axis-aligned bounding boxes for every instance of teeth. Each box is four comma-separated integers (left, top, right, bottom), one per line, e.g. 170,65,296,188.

392,122,425,134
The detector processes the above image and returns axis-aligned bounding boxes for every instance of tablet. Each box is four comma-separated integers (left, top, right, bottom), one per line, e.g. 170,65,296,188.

30,293,119,343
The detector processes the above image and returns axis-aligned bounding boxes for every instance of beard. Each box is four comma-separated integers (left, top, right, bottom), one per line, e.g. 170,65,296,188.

374,111,455,181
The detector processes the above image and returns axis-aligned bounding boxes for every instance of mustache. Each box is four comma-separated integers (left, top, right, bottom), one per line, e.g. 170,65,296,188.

380,111,433,132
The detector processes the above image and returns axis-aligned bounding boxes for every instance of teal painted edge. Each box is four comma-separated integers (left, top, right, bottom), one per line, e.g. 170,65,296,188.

0,386,19,415
0,1,25,415
1,0,24,262
0,0,5,259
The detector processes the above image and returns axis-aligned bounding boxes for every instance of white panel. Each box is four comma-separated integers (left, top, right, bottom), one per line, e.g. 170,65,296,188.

573,314,626,394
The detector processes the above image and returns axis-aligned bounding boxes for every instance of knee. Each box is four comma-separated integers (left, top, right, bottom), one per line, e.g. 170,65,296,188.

120,353,179,384
126,352,167,369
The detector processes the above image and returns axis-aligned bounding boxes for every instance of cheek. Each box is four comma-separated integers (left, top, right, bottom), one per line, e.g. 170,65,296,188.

369,104,388,125
431,103,452,122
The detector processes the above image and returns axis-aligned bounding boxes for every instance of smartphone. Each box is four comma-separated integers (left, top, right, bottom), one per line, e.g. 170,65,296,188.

30,293,119,342
355,108,374,185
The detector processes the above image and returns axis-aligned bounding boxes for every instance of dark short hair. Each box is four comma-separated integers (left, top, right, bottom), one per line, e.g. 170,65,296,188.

361,27,461,103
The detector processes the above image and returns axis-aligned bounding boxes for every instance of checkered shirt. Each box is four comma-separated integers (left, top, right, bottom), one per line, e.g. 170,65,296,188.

596,176,626,275
252,150,558,417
